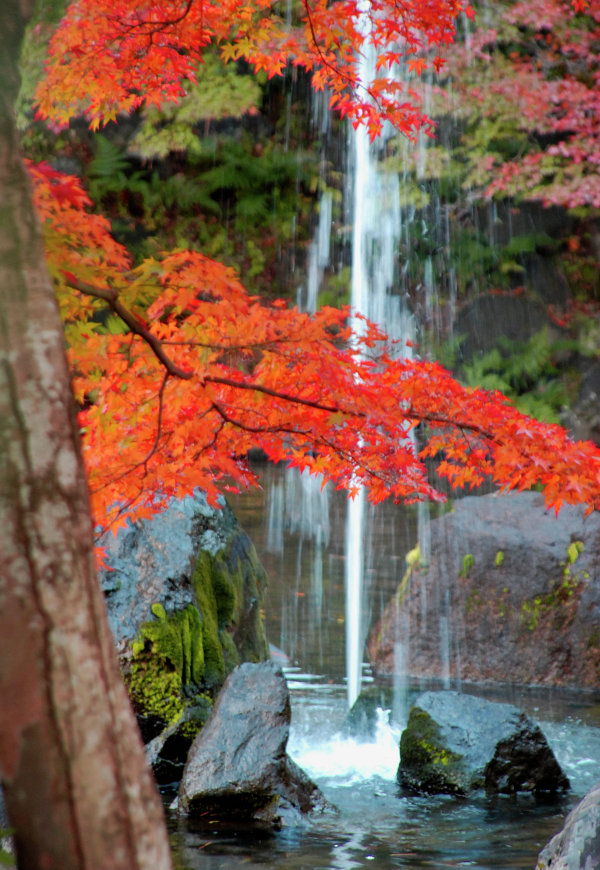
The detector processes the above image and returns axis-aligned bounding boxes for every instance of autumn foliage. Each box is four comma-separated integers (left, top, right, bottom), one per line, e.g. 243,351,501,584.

35,0,476,139
438,0,600,208
27,0,600,536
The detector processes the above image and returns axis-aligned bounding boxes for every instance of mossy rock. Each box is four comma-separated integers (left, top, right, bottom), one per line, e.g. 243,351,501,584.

213,528,269,664
126,524,268,738
398,691,568,798
398,706,466,795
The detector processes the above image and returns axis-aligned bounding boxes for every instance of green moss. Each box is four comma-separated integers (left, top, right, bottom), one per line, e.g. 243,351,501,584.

138,603,205,688
521,596,544,631
395,544,422,607
210,555,238,627
217,534,269,664
400,707,465,794
459,553,474,578
497,587,510,619
565,540,584,573
192,551,227,689
219,628,240,673
495,550,505,567
126,527,267,734
178,696,214,740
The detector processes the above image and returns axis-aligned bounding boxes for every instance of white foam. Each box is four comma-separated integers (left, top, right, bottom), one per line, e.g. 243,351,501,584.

289,707,401,784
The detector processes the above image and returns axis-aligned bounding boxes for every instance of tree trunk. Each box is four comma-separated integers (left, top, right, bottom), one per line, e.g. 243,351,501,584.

0,3,173,868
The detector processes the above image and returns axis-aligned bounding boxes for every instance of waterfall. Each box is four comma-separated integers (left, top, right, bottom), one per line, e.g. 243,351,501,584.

344,42,416,707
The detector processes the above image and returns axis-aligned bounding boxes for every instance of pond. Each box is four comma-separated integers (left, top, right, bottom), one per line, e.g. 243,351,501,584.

170,674,600,869
170,464,600,870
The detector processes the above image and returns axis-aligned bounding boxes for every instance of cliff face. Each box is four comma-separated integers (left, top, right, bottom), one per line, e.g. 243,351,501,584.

367,492,600,689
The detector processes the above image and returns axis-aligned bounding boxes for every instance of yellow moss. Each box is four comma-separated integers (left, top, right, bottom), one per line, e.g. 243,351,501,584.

127,651,185,726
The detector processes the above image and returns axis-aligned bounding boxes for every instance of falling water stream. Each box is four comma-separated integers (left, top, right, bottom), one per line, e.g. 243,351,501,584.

345,32,418,707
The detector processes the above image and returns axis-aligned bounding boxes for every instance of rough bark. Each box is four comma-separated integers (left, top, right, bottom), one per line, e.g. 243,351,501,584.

0,3,173,868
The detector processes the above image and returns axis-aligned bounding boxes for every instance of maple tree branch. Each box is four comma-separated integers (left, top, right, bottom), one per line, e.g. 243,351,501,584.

69,282,556,485
111,0,195,37
204,373,344,415
206,375,509,455
192,413,226,457
209,398,314,438
93,487,144,543
302,0,350,82
71,280,194,380
301,0,375,103
161,336,321,352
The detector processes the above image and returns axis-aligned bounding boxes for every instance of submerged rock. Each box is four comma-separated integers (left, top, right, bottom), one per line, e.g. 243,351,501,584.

368,492,600,689
340,685,394,739
178,661,331,827
398,691,569,797
538,780,600,869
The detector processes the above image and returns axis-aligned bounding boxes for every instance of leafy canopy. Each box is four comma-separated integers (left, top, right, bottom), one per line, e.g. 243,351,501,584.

26,0,600,536
36,0,476,140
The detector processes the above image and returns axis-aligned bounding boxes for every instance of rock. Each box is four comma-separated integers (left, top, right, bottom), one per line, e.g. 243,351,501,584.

398,691,569,797
101,490,263,649
146,701,213,789
178,661,330,827
340,686,394,739
565,360,600,445
99,491,269,783
368,492,600,688
538,780,600,869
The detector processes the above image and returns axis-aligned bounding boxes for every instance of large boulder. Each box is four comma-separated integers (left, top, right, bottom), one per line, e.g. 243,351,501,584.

538,780,600,869
178,661,330,827
398,691,569,797
368,492,600,688
100,491,269,784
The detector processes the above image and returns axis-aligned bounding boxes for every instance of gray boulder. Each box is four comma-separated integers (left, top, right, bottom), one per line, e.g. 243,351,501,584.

100,490,263,651
178,661,330,827
398,691,569,797
538,780,600,869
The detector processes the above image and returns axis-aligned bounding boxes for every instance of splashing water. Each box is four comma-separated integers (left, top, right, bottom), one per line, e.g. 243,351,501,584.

290,705,402,785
